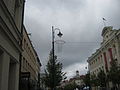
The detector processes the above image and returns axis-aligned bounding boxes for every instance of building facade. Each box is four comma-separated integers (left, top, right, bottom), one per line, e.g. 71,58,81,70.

0,0,25,90
60,71,85,89
87,26,120,89
74,71,85,87
20,26,41,90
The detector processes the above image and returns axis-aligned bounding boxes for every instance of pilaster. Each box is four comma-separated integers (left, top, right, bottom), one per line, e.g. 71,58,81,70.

0,51,10,90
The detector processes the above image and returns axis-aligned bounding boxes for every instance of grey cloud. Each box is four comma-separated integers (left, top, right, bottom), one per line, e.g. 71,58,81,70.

27,0,86,10
56,42,100,68
24,0,120,75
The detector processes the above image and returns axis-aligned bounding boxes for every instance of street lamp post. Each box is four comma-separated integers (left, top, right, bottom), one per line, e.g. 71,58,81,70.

52,26,63,90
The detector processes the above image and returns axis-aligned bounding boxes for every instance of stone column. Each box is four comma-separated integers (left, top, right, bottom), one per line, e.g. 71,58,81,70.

8,62,19,90
116,35,120,64
0,51,10,90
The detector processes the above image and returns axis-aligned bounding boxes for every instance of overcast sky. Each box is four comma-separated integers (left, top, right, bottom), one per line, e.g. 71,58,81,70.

24,0,120,79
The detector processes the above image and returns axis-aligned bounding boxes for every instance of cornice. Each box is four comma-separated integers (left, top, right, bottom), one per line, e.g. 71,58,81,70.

87,29,120,63
22,26,41,66
0,0,22,40
0,45,19,64
0,16,22,52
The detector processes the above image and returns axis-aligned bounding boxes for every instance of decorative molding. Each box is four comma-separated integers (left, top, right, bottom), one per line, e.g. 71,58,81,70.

0,16,22,52
0,0,22,40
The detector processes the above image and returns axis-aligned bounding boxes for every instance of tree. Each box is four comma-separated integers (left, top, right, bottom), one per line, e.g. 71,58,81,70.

97,70,107,88
83,73,91,90
44,51,63,90
108,59,120,89
64,82,77,90
90,74,99,89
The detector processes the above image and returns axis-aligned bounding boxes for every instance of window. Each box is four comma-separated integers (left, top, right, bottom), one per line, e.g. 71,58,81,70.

0,49,3,55
102,66,104,69
22,57,25,68
106,35,108,38
99,68,101,70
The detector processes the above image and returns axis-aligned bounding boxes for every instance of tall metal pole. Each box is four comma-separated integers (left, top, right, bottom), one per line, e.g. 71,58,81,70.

52,26,55,90
52,26,63,90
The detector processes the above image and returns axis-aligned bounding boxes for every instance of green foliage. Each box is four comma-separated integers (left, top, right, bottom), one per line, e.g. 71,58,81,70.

44,51,63,89
97,70,107,87
64,82,77,90
108,59,120,86
89,59,120,89
83,73,91,87
90,74,99,86
86,59,120,89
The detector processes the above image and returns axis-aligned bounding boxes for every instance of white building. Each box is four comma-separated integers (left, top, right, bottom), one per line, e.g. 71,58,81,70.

0,0,25,90
87,26,120,75
74,71,84,86
87,26,120,89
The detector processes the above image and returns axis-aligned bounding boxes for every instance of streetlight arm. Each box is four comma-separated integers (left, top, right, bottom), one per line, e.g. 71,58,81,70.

51,26,63,90
52,26,63,38
52,26,55,90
